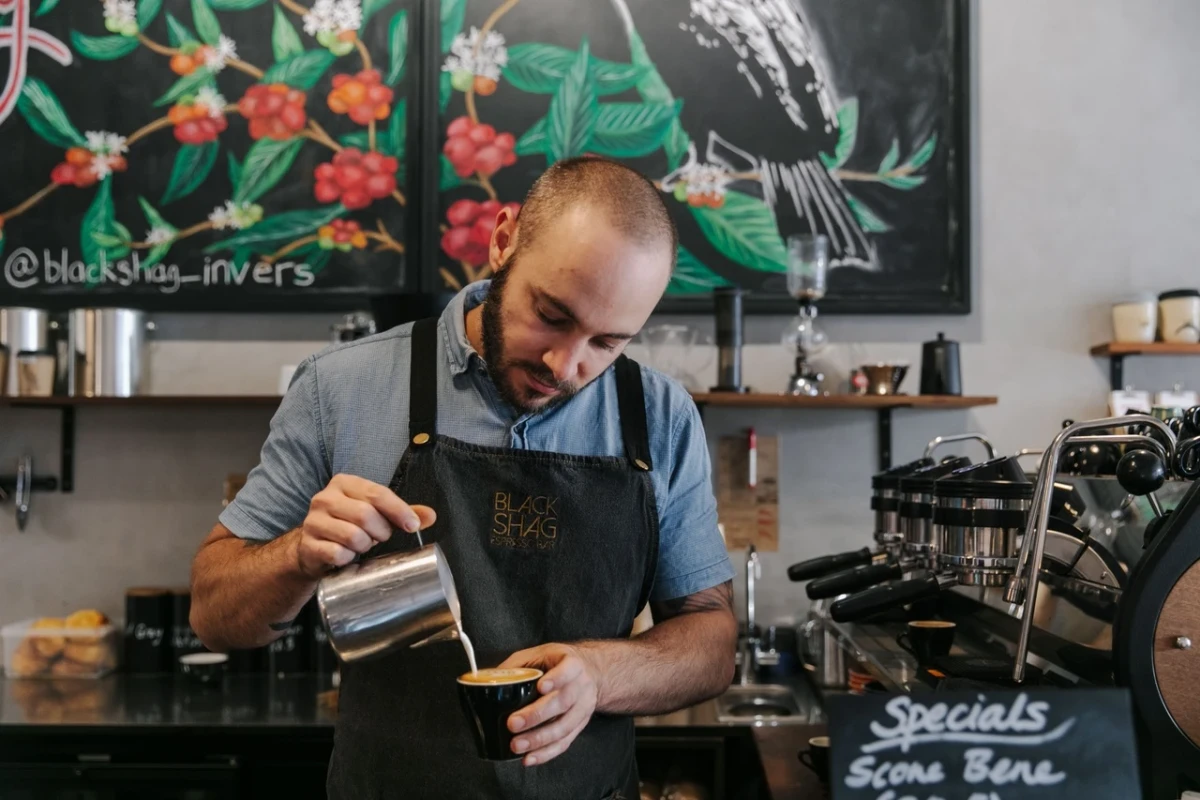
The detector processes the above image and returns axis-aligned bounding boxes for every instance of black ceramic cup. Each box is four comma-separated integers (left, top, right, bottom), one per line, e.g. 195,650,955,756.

798,735,830,784
897,620,956,663
457,668,542,760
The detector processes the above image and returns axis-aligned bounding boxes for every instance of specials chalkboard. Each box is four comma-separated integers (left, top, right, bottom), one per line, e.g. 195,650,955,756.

826,690,1142,800
0,0,415,310
431,0,970,313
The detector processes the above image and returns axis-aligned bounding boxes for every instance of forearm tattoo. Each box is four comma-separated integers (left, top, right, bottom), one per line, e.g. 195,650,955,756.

650,580,734,622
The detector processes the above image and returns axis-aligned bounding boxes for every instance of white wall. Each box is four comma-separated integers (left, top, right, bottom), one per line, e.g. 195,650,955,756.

2,0,1199,629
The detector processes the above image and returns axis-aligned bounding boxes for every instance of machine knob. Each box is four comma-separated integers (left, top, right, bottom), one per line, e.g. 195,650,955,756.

1175,636,1193,650
1116,449,1166,497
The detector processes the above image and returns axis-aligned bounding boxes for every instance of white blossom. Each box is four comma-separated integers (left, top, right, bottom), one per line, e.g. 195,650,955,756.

303,0,362,35
102,0,136,26
202,35,238,72
145,227,175,245
194,86,227,117
208,201,262,231
85,130,128,156
660,141,733,198
443,27,508,81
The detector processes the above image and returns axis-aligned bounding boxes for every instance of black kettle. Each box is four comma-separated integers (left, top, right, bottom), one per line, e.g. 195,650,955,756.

919,332,962,395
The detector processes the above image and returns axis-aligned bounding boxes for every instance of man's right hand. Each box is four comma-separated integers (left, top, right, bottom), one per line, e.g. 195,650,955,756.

295,474,437,578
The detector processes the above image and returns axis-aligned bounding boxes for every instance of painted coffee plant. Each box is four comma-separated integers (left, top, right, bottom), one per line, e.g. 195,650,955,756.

0,0,408,295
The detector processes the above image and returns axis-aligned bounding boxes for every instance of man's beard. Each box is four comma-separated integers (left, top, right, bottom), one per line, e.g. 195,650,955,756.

480,263,579,415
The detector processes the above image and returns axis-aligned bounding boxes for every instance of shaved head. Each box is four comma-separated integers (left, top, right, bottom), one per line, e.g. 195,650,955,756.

513,156,678,269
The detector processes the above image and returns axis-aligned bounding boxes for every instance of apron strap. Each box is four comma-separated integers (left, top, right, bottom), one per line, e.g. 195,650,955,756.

614,355,653,472
408,316,440,440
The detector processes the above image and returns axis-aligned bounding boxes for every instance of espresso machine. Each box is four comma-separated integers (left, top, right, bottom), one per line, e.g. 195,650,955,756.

791,411,1200,800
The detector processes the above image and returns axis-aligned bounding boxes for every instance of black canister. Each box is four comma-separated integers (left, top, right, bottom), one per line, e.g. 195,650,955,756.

919,332,962,396
268,610,310,676
124,587,173,673
711,287,748,392
171,589,208,671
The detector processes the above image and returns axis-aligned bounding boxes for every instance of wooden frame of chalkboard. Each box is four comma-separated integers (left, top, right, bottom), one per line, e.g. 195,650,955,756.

421,0,973,316
0,0,970,315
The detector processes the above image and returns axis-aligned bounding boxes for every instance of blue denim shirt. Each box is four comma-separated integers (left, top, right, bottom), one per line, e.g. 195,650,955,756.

221,282,734,602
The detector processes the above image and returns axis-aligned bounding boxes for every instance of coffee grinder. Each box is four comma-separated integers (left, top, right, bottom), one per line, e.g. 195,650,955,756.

782,234,829,396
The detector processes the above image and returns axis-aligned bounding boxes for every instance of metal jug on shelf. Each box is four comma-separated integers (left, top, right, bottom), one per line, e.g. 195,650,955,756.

67,308,154,397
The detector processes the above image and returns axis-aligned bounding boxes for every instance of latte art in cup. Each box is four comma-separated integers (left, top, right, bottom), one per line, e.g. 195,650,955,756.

457,667,543,685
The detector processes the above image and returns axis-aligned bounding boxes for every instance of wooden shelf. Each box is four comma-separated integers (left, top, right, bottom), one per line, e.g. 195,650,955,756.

690,393,997,410
0,395,283,407
1090,342,1200,357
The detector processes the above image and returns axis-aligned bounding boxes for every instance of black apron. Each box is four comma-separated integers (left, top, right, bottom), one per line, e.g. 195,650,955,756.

327,317,661,800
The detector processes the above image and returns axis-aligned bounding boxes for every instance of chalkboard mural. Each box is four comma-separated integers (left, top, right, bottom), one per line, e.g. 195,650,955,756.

0,0,412,309
435,0,969,313
0,0,968,313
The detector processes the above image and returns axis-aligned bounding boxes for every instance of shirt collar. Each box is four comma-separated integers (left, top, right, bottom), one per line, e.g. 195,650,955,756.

441,279,491,376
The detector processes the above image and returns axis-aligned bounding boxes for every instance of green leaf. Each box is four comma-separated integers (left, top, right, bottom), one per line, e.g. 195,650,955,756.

439,72,452,113
35,0,61,17
161,141,219,205
271,4,304,62
263,50,336,89
878,138,899,174
691,190,787,273
153,68,214,107
137,197,179,271
81,180,130,268
385,10,408,85
205,205,345,252
136,0,163,28
361,0,391,27
502,43,647,95
844,194,890,234
386,99,406,164
166,12,198,47
514,116,547,157
546,40,598,160
831,98,858,169
70,31,141,60
235,137,304,204
589,100,680,158
16,77,85,148
881,174,926,190
667,245,730,294
818,152,837,170
227,153,242,187
209,0,268,8
904,132,937,171
439,155,461,191
339,131,370,150
627,29,688,169
440,0,465,53
191,0,222,46
292,241,332,274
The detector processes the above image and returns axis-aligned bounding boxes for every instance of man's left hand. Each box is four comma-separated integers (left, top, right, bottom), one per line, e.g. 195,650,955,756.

497,642,602,766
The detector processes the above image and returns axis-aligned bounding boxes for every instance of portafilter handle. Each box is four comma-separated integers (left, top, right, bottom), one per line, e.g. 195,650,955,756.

807,562,904,600
787,548,874,582
828,574,954,624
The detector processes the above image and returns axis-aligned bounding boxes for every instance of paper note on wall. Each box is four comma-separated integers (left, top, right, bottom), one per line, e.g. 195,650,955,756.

716,434,779,552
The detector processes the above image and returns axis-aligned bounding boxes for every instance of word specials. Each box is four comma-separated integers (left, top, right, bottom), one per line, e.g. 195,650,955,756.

3,248,316,293
843,693,1073,800
491,493,559,551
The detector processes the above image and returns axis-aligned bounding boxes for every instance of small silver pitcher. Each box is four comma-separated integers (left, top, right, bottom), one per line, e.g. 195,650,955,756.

316,543,462,663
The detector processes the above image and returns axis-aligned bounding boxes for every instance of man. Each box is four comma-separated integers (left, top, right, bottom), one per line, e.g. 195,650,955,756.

190,156,737,799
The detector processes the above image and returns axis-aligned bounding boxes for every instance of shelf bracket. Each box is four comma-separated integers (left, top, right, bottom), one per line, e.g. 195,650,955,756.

877,408,893,471
61,406,75,493
1109,355,1125,393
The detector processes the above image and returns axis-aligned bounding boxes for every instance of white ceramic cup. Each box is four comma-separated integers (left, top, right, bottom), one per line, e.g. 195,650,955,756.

1159,290,1200,344
1111,298,1157,343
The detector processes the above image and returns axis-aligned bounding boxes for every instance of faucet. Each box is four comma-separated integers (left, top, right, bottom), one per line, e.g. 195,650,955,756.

739,545,760,686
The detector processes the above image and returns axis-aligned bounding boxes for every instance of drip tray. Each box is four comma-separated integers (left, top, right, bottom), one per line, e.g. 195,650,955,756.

715,684,805,725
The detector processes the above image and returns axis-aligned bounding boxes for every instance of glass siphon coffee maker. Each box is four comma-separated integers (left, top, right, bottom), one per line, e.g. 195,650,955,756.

782,234,829,396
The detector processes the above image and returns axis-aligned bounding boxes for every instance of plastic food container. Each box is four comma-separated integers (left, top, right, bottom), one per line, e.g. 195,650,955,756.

3,618,119,678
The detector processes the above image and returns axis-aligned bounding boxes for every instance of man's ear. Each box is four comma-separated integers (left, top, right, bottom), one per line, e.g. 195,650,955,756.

489,208,519,272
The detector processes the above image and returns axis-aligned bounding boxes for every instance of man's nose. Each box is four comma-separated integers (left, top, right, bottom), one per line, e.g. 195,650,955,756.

543,340,585,384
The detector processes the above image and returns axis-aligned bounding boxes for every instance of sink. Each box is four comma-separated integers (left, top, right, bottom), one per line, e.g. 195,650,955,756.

714,683,807,725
